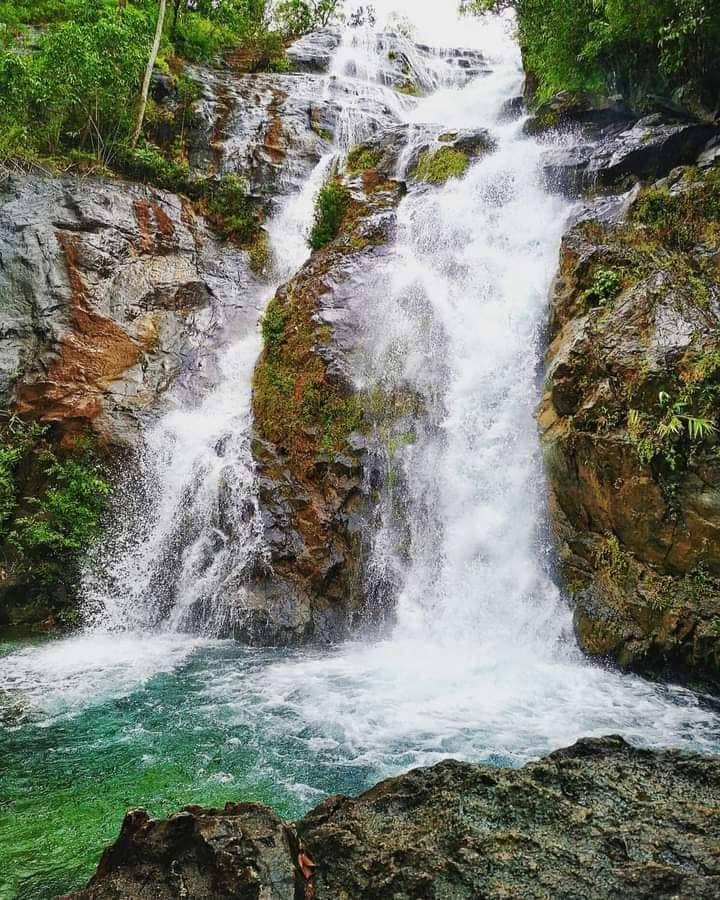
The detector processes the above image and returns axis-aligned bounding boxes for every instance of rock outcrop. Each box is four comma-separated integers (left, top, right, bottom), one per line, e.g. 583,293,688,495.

243,151,407,645
188,67,338,202
286,28,341,73
0,175,254,448
65,736,720,900
539,163,720,682
542,115,718,195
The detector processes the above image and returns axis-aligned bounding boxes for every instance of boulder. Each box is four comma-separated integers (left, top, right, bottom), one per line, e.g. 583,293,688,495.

64,804,296,900
244,160,406,644
65,736,720,900
525,90,634,134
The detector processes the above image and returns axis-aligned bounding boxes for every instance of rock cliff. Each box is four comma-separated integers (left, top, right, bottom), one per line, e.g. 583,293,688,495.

0,175,255,448
538,106,720,683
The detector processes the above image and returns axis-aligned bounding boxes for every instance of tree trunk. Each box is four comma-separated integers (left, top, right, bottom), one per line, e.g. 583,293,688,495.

130,0,167,148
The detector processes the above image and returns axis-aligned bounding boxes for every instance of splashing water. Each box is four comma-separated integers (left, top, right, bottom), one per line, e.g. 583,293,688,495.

1,4,719,898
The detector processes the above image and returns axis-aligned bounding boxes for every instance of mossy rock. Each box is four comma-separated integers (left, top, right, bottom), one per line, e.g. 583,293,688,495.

397,81,421,97
345,145,382,175
412,147,470,184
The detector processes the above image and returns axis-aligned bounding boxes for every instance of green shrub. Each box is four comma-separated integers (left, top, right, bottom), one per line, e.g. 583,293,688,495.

627,356,720,469
309,178,349,250
582,269,622,307
274,0,343,37
0,4,152,159
632,174,720,248
0,419,46,535
13,453,109,557
120,143,192,191
206,174,258,243
0,0,291,162
174,12,235,63
261,297,288,351
0,420,109,585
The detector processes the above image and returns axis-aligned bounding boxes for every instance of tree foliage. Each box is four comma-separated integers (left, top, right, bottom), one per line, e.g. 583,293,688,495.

0,0,345,161
274,0,342,36
465,0,720,105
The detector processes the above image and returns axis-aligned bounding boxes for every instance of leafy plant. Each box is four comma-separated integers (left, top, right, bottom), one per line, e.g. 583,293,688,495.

309,178,349,250
581,269,622,307
0,419,109,588
464,1,720,107
627,368,720,468
0,417,47,535
204,174,258,242
12,453,109,557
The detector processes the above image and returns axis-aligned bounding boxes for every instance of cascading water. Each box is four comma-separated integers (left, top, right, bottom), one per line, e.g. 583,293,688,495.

1,4,719,898
81,154,332,636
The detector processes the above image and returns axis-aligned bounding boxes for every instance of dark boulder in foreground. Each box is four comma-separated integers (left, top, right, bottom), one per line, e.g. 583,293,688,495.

64,736,720,900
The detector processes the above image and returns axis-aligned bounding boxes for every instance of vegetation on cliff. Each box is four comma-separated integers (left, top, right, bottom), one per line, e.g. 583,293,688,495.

0,416,109,626
309,177,350,250
412,146,470,184
467,1,720,110
253,176,359,463
0,0,343,164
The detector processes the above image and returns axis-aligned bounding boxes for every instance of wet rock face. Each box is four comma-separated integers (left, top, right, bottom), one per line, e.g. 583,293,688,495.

286,28,341,73
188,68,338,203
539,165,720,681
542,115,718,195
0,176,252,448
330,32,488,96
245,166,405,645
66,736,720,900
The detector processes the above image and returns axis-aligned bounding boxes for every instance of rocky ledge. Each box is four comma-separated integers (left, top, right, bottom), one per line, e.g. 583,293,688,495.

64,736,720,900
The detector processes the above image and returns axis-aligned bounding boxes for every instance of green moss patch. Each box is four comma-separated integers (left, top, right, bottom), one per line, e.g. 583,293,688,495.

412,147,470,184
346,145,382,174
632,169,720,250
397,81,421,97
254,291,364,463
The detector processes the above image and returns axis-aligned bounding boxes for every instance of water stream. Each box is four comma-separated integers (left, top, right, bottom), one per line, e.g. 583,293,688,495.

1,4,719,898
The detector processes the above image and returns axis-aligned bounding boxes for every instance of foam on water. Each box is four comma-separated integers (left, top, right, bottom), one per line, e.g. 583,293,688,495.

0,632,210,726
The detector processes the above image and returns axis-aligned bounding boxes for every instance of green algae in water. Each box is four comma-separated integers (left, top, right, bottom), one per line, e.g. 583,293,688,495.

0,638,373,900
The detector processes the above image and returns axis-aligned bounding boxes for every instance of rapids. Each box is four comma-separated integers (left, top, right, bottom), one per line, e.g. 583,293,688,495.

1,3,719,898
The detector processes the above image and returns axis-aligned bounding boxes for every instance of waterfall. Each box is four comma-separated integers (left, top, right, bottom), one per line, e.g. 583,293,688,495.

81,156,331,634
2,0,718,794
